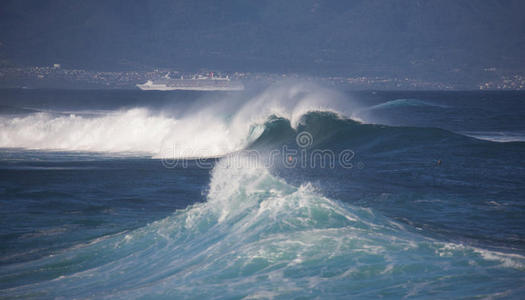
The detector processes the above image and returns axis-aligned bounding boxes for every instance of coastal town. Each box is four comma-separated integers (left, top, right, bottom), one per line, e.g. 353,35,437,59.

0,65,524,91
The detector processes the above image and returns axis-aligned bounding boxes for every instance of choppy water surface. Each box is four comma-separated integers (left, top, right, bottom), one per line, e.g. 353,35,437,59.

1,86,524,298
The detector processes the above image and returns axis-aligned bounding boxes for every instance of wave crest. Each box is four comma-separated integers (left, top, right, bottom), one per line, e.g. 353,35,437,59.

0,83,356,158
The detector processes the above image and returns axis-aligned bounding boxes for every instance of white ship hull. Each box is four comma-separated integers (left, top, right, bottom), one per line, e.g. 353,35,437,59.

136,80,244,91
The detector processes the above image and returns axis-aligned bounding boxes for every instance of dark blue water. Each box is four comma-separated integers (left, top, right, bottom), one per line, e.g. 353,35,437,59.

1,85,524,298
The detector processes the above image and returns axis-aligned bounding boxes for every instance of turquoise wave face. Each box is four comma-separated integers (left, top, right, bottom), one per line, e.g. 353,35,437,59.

3,156,524,299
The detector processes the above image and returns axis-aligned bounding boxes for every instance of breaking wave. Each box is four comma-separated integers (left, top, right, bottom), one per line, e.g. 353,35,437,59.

1,157,524,298
0,83,355,158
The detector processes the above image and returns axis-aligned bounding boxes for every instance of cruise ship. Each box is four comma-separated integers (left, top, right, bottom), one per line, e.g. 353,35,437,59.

137,73,244,91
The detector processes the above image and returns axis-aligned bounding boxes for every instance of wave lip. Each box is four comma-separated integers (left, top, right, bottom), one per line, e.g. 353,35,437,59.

461,130,525,142
367,99,448,110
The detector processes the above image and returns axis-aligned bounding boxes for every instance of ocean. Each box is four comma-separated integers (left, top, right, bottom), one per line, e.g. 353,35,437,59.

1,84,524,298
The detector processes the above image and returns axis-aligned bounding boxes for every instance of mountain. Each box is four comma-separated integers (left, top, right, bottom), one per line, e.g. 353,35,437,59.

1,0,524,81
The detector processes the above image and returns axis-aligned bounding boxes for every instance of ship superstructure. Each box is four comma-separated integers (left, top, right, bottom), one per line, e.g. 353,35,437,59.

137,72,244,91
